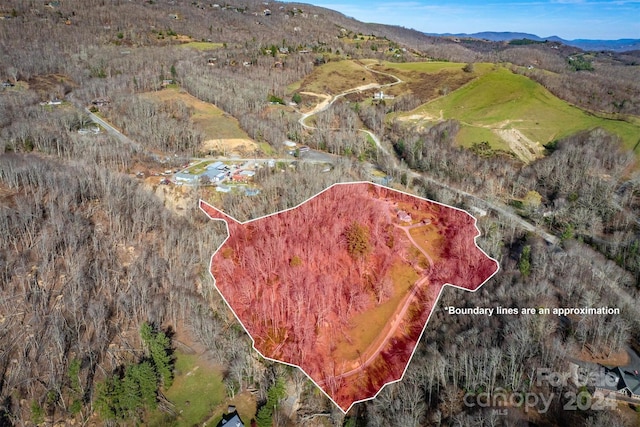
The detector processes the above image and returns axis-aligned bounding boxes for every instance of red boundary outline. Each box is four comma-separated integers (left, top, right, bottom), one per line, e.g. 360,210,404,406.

199,181,500,413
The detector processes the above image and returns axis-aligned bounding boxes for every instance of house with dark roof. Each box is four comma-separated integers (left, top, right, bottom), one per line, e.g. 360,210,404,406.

91,98,110,106
217,407,244,427
597,366,640,400
219,413,243,427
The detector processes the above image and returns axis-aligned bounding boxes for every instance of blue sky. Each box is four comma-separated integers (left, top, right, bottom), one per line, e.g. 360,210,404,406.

307,0,640,40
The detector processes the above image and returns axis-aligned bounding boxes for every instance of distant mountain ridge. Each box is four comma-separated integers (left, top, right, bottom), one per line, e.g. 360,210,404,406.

427,31,640,52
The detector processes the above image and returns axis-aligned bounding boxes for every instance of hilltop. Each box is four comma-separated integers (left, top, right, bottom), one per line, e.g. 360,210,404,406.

387,63,640,161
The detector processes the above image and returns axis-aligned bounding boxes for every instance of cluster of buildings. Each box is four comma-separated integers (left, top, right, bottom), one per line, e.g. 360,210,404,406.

173,160,267,195
372,91,395,101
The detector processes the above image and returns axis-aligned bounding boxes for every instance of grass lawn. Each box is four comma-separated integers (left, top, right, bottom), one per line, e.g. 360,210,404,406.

406,66,640,153
409,224,444,264
258,141,276,155
180,41,224,50
147,352,225,427
374,61,493,106
343,34,379,43
142,88,249,141
382,61,494,74
331,262,419,361
286,82,302,94
364,132,376,147
456,126,510,151
370,168,388,178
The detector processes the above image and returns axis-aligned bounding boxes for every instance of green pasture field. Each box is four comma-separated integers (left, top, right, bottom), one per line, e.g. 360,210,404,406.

148,352,225,426
400,66,640,153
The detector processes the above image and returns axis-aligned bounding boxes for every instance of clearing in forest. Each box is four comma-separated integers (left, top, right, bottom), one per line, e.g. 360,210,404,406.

142,88,260,155
179,41,224,50
200,182,499,412
370,60,492,103
147,352,225,426
147,351,256,426
293,60,391,95
397,65,640,160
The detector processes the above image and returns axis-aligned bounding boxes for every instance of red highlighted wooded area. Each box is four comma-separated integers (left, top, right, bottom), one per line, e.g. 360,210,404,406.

200,182,498,411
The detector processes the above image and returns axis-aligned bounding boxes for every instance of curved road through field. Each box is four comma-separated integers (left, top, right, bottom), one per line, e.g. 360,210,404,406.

298,62,402,159
321,221,437,385
397,222,435,267
297,63,559,246
75,66,558,247
72,68,640,391
322,275,430,386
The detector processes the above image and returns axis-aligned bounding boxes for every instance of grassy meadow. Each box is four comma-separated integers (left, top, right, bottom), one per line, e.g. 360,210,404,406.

143,88,249,140
147,352,225,426
331,262,419,362
400,66,640,152
179,41,224,50
294,60,383,94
